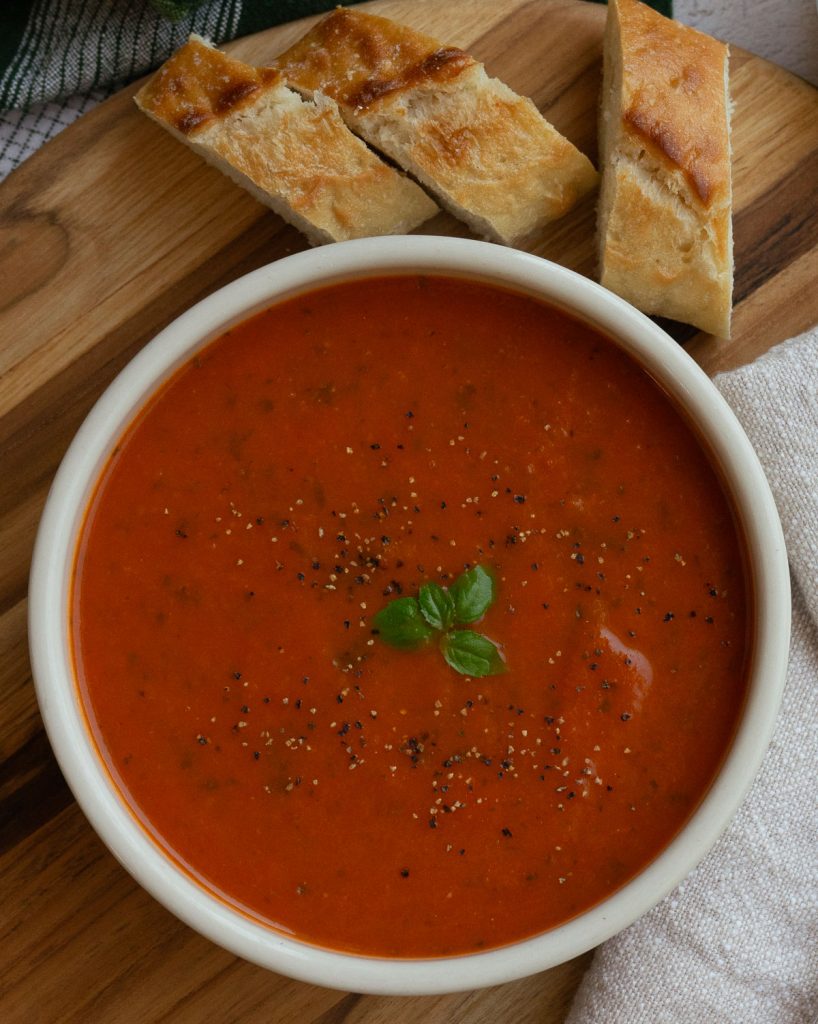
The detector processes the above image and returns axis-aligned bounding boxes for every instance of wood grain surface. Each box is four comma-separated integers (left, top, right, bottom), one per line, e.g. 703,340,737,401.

1,1,817,1021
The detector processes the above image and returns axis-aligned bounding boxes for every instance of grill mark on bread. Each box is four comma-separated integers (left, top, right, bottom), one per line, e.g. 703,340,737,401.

140,45,284,137
275,8,598,245
175,78,265,132
214,78,266,114
348,47,474,110
623,103,720,204
175,110,207,134
276,6,478,110
597,0,732,337
134,36,437,245
614,1,729,208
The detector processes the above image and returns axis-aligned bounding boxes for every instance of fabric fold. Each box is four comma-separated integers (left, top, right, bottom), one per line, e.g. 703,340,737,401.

567,327,818,1024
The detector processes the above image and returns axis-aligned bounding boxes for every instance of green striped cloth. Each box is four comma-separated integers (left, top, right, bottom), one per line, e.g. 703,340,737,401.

0,0,671,181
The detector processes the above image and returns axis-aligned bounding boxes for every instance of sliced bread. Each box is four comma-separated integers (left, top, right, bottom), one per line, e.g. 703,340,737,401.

274,8,599,246
598,0,733,336
134,35,438,247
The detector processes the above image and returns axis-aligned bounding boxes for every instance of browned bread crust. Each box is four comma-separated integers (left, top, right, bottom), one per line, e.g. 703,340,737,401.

598,0,733,336
135,36,285,135
272,7,477,110
275,8,599,245
134,35,437,246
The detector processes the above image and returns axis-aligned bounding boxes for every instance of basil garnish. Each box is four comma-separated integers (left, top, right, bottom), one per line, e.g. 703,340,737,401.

374,565,506,677
449,564,495,623
418,581,456,631
372,596,435,650
441,630,507,678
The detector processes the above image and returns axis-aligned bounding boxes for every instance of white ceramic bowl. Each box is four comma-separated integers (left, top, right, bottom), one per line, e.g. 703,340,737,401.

29,237,789,995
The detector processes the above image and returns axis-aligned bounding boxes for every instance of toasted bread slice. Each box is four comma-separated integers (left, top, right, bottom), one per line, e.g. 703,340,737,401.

598,0,733,337
134,35,437,246
274,8,598,245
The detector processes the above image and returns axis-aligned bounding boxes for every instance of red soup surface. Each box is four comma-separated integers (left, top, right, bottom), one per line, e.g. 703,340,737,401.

73,275,749,957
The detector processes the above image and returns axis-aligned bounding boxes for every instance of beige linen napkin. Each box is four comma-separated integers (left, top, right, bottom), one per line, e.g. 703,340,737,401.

566,328,818,1024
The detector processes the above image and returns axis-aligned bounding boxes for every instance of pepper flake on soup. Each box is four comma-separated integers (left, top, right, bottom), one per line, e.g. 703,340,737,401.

72,275,750,957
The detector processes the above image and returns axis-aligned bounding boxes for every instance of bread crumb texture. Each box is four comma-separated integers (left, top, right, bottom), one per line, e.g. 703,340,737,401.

134,35,437,245
276,8,598,244
618,0,730,204
136,34,283,135
598,0,733,337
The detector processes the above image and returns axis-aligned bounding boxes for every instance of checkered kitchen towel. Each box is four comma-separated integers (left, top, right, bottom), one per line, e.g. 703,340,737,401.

0,0,354,179
0,0,672,181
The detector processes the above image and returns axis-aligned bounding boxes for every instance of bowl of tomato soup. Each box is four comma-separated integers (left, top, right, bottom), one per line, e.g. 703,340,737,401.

29,237,789,994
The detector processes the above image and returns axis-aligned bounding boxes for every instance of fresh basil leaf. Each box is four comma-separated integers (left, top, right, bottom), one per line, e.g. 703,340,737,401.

441,631,507,677
450,565,495,623
373,597,435,650
418,582,455,631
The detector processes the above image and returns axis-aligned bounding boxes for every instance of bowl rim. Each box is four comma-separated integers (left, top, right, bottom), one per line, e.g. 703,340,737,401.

28,236,790,995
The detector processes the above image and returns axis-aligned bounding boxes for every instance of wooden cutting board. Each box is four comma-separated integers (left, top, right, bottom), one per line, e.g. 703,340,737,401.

1,1,816,1020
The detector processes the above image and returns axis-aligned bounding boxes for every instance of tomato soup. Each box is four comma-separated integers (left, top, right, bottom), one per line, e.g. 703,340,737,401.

72,275,749,957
